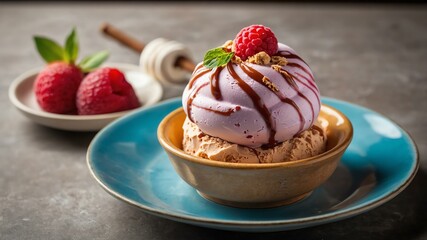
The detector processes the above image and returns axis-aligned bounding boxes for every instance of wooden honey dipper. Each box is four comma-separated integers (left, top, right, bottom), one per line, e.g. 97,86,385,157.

101,23,196,84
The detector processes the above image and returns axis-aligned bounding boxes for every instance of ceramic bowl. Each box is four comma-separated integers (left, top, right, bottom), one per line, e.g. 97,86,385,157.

158,105,353,208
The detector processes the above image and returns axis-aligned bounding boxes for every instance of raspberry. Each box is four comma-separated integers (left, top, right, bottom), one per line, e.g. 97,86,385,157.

34,62,83,114
76,68,141,115
33,27,109,114
233,25,278,60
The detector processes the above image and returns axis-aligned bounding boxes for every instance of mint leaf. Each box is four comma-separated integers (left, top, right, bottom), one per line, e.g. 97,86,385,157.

64,28,79,64
78,50,109,72
34,36,65,63
203,47,234,69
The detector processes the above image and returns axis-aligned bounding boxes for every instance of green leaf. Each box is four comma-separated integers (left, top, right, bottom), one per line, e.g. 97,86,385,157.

33,36,65,63
64,28,79,63
78,50,109,72
203,47,234,69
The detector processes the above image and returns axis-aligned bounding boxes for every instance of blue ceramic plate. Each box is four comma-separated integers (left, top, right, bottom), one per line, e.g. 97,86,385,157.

87,97,419,232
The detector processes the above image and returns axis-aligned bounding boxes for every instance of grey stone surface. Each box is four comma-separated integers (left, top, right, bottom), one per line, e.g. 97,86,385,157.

0,3,426,240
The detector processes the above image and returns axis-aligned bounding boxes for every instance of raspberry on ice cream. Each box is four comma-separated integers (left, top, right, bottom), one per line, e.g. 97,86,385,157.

233,25,278,60
182,25,325,163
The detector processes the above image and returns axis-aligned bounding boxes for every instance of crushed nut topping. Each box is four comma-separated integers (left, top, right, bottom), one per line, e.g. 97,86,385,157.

272,64,298,88
271,64,283,72
272,64,292,79
262,76,279,92
218,41,288,67
222,40,233,51
232,55,243,64
271,56,288,66
247,51,271,65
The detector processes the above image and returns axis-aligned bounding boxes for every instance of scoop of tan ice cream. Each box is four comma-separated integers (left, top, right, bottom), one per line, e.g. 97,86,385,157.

182,117,327,164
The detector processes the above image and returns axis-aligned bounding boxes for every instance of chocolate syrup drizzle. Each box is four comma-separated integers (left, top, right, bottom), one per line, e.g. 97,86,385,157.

278,51,313,78
278,50,320,106
239,63,307,137
186,82,209,122
192,103,241,116
210,66,224,100
189,64,211,89
279,51,315,82
278,50,304,61
295,73,320,97
276,69,315,122
186,53,318,148
227,62,277,147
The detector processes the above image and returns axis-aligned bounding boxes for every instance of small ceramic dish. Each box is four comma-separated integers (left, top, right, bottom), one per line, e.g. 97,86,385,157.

8,63,162,131
157,105,353,208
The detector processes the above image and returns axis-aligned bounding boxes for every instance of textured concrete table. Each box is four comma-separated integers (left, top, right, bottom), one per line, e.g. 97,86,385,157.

1,3,426,240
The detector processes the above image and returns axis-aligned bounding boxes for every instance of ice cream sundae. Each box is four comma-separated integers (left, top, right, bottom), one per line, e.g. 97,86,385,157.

182,25,326,163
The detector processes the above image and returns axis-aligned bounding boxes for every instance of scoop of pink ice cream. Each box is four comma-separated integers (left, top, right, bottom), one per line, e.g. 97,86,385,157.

182,43,320,148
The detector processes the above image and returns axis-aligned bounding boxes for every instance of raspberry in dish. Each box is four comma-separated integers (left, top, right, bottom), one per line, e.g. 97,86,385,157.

33,28,109,114
76,68,141,115
181,25,325,163
34,62,83,114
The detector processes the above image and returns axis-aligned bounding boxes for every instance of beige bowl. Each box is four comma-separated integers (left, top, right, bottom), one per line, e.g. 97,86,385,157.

158,105,353,208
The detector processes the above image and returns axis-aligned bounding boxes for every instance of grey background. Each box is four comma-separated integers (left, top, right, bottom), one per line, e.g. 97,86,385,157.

1,3,426,240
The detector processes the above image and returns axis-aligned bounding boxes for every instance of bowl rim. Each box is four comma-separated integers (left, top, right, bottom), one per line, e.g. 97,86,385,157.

158,104,353,169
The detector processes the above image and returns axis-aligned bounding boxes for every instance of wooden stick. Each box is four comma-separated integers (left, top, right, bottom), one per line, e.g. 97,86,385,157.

100,22,196,72
175,56,197,73
101,23,145,53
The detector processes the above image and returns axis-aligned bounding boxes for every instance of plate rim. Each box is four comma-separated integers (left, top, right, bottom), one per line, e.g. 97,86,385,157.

87,97,420,228
8,62,163,121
